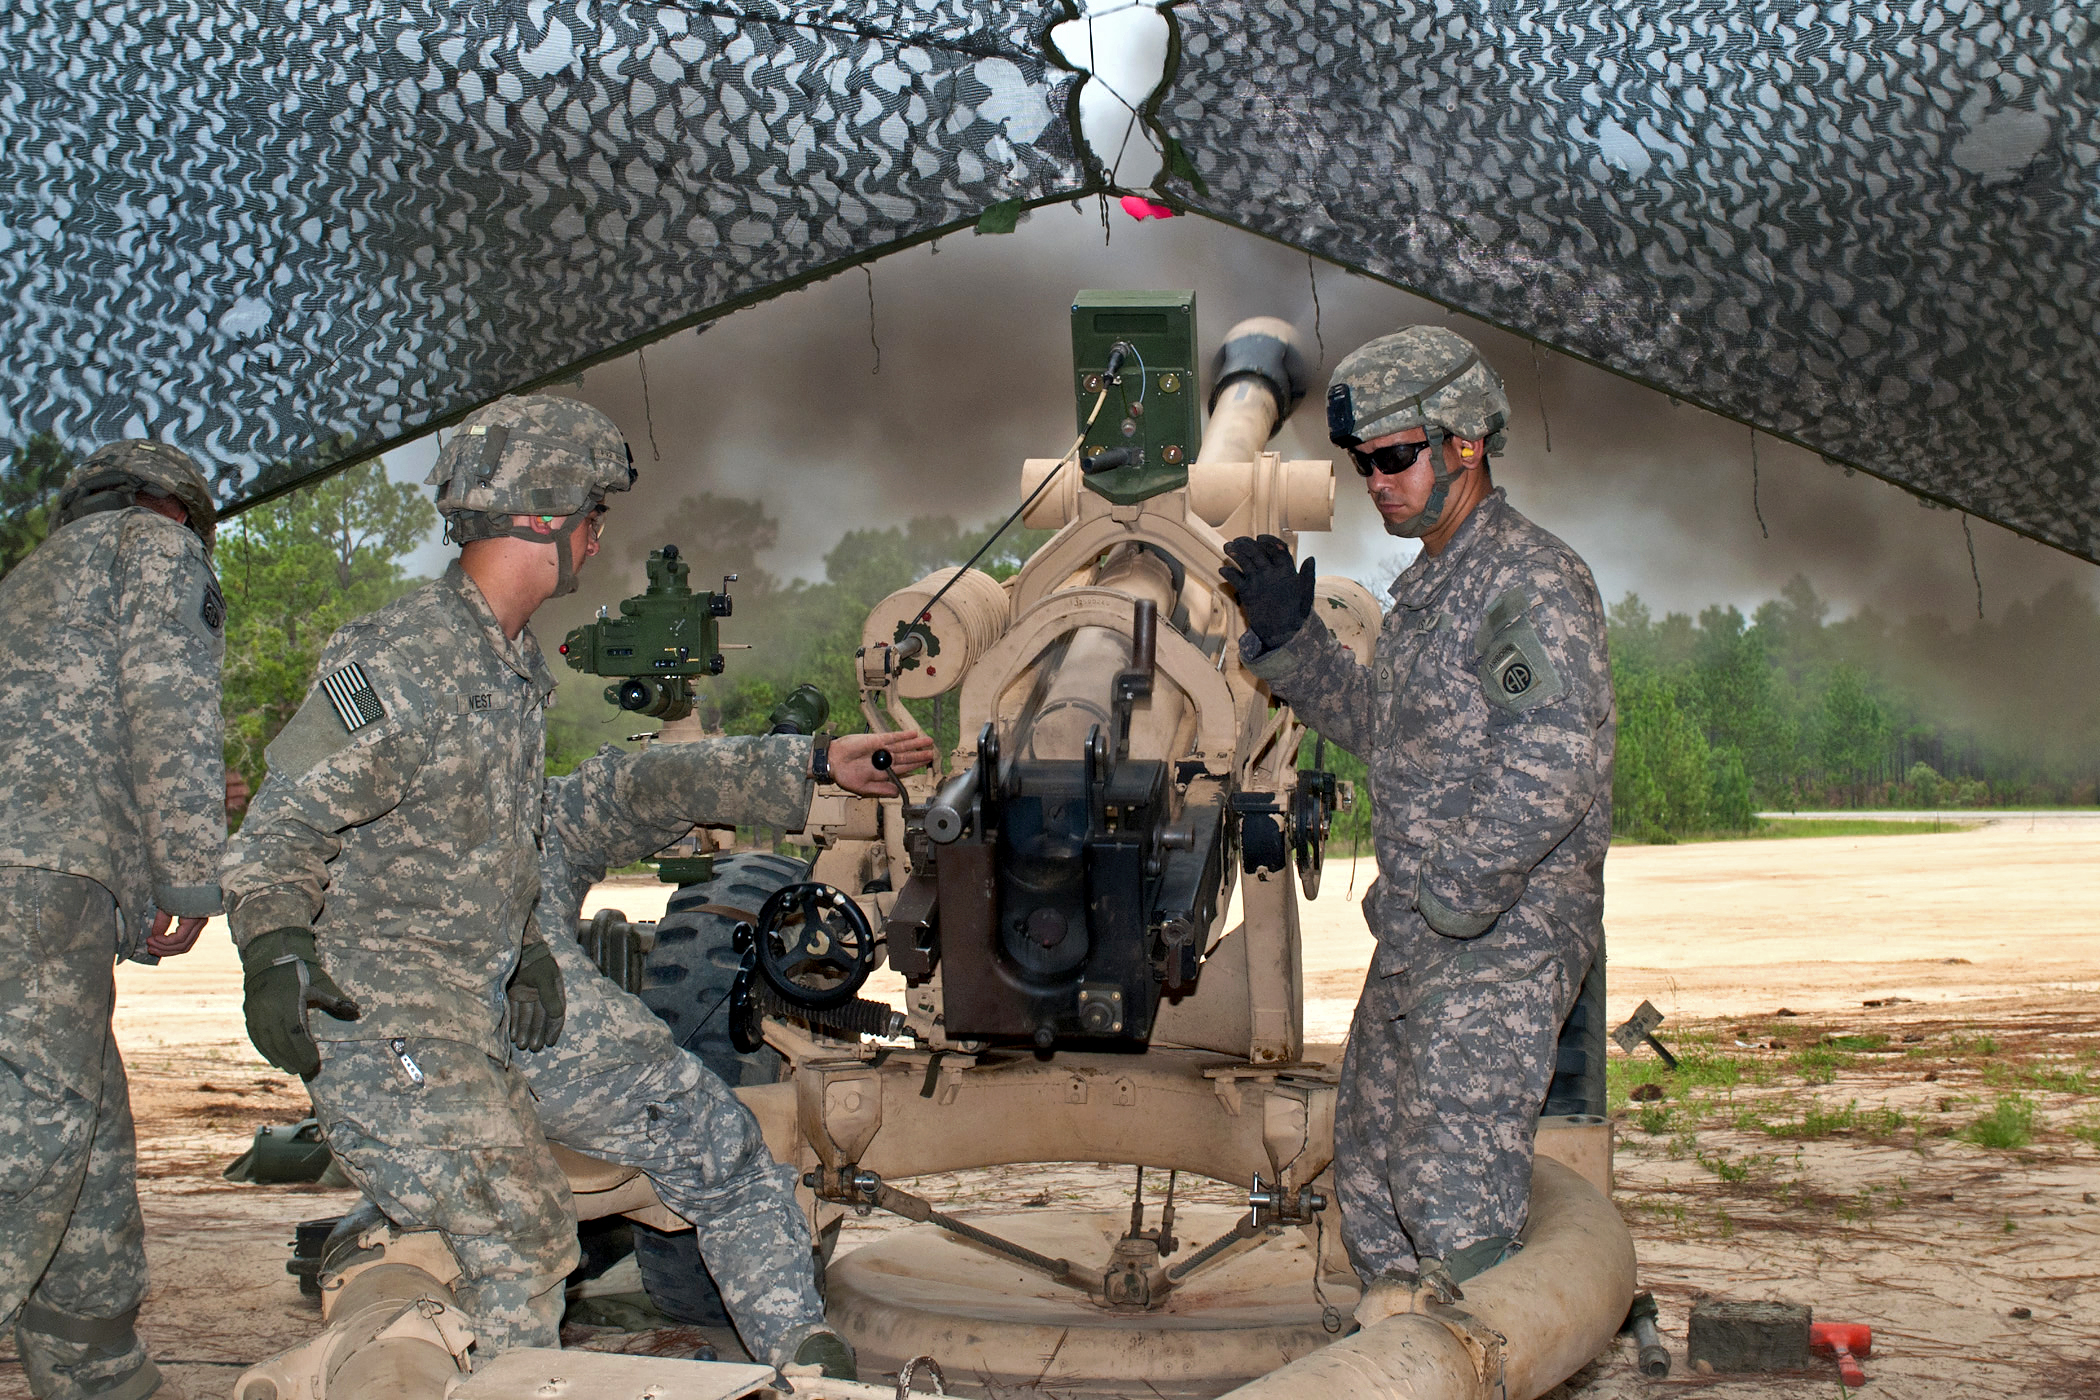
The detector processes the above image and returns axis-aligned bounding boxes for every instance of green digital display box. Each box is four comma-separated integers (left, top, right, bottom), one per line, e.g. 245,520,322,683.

1070,290,1200,505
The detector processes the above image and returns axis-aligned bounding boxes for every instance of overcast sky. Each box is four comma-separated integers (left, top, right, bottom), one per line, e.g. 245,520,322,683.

385,205,2096,641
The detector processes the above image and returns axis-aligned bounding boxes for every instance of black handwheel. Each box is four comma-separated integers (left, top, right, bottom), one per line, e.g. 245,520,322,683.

752,881,876,1010
727,924,767,1055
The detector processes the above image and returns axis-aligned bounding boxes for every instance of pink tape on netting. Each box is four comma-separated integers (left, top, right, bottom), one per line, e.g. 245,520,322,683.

1119,195,1176,221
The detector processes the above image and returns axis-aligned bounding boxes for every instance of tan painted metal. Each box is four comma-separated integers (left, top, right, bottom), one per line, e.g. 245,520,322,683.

1217,1158,1636,1400
825,1205,1358,1397
859,565,1010,699
232,1257,472,1400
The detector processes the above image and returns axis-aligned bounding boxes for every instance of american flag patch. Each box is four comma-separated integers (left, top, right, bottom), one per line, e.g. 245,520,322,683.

319,663,386,733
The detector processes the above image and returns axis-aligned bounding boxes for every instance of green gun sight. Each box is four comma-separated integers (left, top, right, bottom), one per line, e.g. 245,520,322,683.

561,545,734,723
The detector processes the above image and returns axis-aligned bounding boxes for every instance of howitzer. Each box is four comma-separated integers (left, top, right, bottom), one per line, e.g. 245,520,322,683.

830,297,1377,1064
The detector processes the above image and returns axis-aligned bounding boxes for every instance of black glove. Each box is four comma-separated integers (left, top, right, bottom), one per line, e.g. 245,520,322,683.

578,908,648,995
1220,534,1315,650
240,928,361,1080
507,941,567,1052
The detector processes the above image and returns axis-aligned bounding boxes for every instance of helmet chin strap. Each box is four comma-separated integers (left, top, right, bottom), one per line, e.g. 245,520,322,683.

487,507,591,596
1382,428,1456,539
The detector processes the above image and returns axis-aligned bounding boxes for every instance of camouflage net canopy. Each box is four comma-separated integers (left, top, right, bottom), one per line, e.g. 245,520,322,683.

0,2,1083,504
1158,0,2099,563
2,1,2095,564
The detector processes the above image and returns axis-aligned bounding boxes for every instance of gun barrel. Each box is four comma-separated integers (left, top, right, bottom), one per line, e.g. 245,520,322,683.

926,765,983,844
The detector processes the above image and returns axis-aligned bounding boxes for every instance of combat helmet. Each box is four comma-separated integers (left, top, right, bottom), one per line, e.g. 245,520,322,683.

427,395,636,595
57,440,218,549
1325,326,1510,537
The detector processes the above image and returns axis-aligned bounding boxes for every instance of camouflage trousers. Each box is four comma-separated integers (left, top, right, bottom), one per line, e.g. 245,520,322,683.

311,925,825,1365
1333,910,1588,1284
0,869,161,1400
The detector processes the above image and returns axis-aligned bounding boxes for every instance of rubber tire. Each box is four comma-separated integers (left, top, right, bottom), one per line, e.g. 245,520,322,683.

638,850,811,1089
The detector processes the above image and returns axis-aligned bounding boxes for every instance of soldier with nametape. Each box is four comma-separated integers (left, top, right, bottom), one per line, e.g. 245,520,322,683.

222,396,917,1374
0,443,230,1400
1219,327,1614,1300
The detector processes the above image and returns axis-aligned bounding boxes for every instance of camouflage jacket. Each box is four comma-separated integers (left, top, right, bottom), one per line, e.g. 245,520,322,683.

223,562,555,1061
540,736,816,920
1245,490,1614,991
0,509,226,947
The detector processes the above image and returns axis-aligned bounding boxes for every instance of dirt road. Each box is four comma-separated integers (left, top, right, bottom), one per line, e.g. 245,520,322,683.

3,815,2092,1398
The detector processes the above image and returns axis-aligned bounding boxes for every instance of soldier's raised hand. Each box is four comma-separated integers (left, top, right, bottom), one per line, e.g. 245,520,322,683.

833,730,938,796
240,928,362,1079
1220,534,1315,650
506,940,567,1053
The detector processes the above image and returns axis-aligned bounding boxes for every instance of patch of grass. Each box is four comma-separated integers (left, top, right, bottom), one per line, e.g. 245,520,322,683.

1635,1103,1675,1136
1714,1204,1735,1240
2016,1063,2096,1095
1789,1044,1855,1084
1749,818,1980,839
1825,1033,1889,1052
1697,1150,1751,1184
1607,1047,1755,1110
1762,1100,1906,1139
1835,1193,1874,1223
1949,1032,2000,1057
2069,1115,2100,1150
1959,1094,2037,1151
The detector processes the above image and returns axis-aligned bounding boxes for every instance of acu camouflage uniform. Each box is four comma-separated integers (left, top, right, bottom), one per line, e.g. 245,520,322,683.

1244,488,1613,1284
520,736,830,1358
0,486,226,1400
222,563,833,1363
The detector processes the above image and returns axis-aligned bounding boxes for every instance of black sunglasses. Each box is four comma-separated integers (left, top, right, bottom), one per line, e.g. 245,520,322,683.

1347,439,1433,477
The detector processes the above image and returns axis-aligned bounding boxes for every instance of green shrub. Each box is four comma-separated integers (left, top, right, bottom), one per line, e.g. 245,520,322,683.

1959,1095,2036,1151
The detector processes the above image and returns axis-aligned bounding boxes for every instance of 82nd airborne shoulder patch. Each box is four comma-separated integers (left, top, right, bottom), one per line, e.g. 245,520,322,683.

319,662,387,733
1474,589,1568,715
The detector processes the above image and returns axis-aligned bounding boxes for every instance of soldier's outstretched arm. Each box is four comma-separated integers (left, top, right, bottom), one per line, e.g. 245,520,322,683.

116,515,229,919
1240,613,1376,757
1414,566,1611,938
545,734,820,877
221,644,428,947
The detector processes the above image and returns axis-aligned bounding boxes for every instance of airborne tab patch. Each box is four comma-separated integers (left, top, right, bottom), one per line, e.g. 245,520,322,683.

320,663,387,733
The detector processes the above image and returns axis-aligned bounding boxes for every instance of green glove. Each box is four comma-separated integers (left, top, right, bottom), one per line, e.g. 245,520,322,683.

506,941,566,1053
240,928,361,1080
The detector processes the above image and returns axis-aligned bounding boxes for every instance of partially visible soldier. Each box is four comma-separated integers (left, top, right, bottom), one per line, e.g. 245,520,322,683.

221,396,915,1374
526,725,933,1324
0,443,229,1400
1220,328,1614,1300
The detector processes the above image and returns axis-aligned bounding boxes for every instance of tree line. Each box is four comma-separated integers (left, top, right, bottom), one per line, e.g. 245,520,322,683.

1608,575,2100,838
7,434,2096,843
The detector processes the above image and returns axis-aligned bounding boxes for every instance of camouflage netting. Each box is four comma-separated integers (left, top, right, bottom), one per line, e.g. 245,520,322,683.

0,2,1083,504
1155,0,2100,563
3,1,2096,564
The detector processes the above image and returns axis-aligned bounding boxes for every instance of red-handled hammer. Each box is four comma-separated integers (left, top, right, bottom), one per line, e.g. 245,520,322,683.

1810,1321,1872,1386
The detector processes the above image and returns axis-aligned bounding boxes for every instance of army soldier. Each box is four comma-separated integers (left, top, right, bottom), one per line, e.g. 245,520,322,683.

526,731,933,1339
1221,327,1613,1297
222,396,903,1373
0,443,228,1400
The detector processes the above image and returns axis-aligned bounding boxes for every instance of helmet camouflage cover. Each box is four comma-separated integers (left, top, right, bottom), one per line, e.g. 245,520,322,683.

59,440,218,547
427,394,635,524
1325,326,1511,452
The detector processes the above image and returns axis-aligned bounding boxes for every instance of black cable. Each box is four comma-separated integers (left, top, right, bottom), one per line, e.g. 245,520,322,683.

907,387,1112,629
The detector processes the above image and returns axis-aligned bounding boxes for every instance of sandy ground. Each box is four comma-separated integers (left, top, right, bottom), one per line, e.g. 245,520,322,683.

3,814,2095,1399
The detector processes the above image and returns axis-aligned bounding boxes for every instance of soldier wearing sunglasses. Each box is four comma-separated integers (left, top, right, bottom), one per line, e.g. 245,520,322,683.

1218,326,1615,1306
